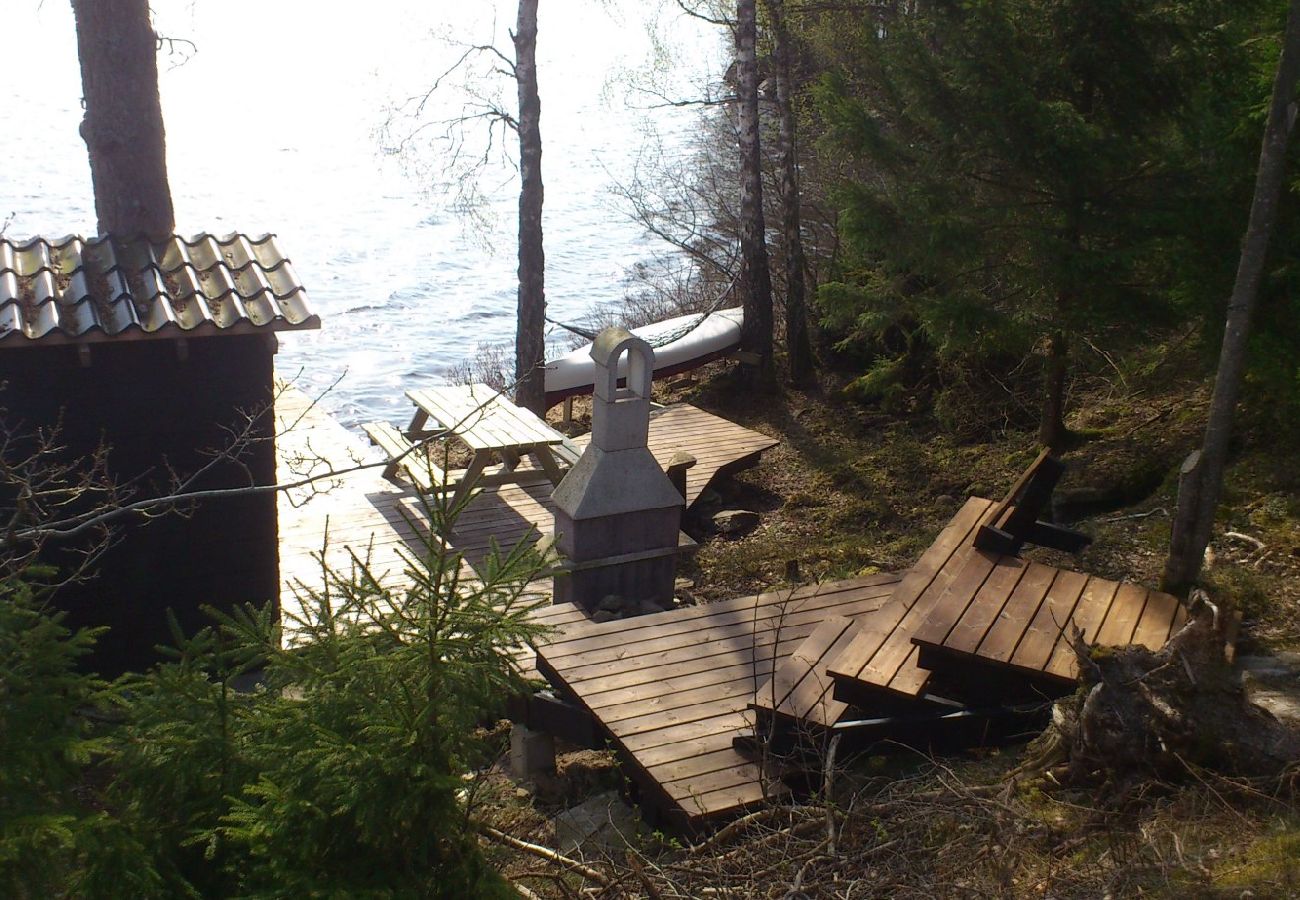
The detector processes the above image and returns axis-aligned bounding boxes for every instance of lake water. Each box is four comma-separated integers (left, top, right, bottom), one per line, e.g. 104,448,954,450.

3,1,720,427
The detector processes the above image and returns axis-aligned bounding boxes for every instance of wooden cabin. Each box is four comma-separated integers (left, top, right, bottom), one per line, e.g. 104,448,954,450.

0,233,319,672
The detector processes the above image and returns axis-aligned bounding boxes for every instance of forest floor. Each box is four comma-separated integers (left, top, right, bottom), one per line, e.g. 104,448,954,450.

494,337,1300,897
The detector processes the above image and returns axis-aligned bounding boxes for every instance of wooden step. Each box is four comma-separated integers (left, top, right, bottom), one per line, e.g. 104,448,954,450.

751,615,858,729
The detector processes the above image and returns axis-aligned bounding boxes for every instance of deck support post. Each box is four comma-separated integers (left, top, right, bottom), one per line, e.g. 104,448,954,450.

510,723,557,780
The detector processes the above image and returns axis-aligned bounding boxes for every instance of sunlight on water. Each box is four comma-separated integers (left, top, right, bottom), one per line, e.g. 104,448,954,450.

2,1,721,427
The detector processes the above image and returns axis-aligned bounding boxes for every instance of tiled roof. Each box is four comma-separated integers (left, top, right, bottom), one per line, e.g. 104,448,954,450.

0,233,319,344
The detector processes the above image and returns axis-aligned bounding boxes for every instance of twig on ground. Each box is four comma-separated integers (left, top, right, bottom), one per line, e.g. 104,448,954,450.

476,824,612,887
691,806,787,852
1096,507,1167,523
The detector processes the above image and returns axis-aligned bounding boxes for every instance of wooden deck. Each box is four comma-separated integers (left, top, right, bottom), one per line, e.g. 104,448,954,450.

275,387,777,667
750,615,857,729
824,496,1186,707
533,574,901,831
447,403,776,573
911,554,1188,690
824,497,998,706
276,385,437,634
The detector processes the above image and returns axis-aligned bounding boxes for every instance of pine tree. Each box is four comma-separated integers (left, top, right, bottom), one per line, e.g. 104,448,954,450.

737,0,778,388
72,0,174,236
104,486,548,897
813,0,1238,445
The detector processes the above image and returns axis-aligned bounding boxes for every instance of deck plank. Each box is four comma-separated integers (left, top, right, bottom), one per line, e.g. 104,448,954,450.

534,575,901,830
942,557,1033,656
1008,569,1089,672
775,618,859,727
1131,588,1183,649
1093,583,1151,648
1043,578,1120,680
821,499,993,686
973,562,1058,663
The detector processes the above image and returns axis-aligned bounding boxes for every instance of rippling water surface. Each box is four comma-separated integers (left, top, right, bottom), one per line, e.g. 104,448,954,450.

3,1,717,427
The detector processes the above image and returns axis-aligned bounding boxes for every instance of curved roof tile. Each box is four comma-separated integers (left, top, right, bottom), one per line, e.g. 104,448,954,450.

0,233,320,344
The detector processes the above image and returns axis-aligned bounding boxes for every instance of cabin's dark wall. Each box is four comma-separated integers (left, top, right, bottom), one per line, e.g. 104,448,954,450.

0,334,278,674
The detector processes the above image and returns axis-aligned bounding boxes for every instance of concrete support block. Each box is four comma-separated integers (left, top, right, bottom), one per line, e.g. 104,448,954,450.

510,723,556,780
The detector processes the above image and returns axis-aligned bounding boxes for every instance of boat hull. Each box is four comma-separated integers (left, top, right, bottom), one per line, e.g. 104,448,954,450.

543,307,743,408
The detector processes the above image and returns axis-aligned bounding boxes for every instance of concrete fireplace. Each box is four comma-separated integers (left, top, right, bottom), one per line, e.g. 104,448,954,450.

551,328,683,612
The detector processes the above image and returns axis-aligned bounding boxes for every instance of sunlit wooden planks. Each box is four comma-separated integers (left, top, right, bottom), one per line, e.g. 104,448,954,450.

824,497,997,703
534,575,900,829
910,555,1186,688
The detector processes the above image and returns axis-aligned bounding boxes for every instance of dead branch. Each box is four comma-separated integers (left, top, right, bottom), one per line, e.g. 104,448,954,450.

476,824,611,887
1223,530,1266,552
691,805,788,852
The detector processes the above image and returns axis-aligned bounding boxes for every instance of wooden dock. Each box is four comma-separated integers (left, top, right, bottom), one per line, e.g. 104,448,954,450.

448,404,776,573
533,574,901,831
274,386,777,668
276,385,437,634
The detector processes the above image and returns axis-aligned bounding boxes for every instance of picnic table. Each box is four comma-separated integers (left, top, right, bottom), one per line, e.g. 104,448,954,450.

364,383,577,510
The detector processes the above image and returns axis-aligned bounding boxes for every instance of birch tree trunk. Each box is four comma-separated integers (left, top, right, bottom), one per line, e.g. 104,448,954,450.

736,0,777,388
1162,0,1300,594
513,0,547,416
72,0,175,237
764,0,815,385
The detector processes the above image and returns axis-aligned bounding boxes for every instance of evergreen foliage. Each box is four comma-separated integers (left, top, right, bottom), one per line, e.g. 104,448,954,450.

808,0,1253,441
1,491,549,898
0,574,154,899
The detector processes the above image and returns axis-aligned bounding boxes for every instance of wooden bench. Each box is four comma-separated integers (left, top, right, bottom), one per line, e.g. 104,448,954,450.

405,383,572,508
824,451,1091,707
553,437,583,468
362,421,447,494
974,448,1090,556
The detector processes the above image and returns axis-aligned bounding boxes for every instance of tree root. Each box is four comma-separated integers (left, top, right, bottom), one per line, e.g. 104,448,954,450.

1036,592,1300,794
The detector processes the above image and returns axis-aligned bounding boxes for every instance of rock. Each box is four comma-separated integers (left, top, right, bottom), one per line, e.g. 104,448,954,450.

712,508,760,535
638,598,668,616
551,790,640,855
597,593,625,613
1249,688,1300,726
696,487,723,510
591,610,618,623
509,724,556,780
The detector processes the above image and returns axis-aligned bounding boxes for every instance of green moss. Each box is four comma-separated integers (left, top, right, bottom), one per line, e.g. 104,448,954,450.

1215,825,1300,890
1204,568,1272,620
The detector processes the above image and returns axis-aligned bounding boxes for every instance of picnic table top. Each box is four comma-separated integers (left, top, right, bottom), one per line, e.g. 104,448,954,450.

406,383,567,452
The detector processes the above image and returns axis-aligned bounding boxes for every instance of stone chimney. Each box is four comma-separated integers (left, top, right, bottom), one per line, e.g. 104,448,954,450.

551,328,684,612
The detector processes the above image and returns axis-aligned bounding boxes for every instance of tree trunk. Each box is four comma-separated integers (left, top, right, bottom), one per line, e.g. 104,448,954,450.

72,0,175,237
1163,0,1300,595
1038,329,1069,449
513,0,547,416
764,0,815,385
736,0,777,389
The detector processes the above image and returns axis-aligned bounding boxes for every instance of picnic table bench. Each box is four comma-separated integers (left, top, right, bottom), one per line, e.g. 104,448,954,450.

365,383,580,509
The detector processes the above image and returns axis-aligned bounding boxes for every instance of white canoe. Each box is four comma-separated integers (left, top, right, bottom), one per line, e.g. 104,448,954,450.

543,307,743,407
